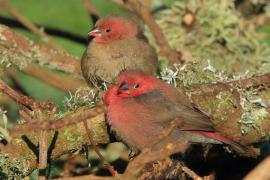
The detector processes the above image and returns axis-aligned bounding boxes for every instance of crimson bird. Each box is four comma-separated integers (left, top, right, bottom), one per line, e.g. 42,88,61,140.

81,15,158,87
104,70,253,155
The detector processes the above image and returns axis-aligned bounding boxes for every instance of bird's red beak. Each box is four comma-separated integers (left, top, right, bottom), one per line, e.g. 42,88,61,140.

88,28,101,37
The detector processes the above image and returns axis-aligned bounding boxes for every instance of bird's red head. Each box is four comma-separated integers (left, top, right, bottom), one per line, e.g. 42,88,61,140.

104,70,159,105
88,15,139,44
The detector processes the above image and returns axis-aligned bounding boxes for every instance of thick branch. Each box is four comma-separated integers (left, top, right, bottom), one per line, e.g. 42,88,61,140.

10,105,105,136
21,64,87,92
0,24,87,92
0,24,81,75
0,107,109,178
189,73,270,145
1,73,270,177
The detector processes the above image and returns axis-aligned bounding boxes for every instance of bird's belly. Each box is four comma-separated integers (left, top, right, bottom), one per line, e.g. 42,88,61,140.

107,107,161,150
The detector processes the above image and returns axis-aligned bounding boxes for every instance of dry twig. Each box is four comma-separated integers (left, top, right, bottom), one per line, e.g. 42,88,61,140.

10,104,105,137
82,0,99,22
0,25,81,74
244,156,270,180
181,165,203,180
38,130,48,180
83,120,118,176
38,120,48,180
0,78,53,110
19,109,34,123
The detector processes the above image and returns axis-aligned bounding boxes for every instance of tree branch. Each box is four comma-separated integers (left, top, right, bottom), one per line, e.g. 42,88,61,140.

0,24,81,75
21,64,87,92
0,24,87,92
244,156,270,180
190,73,270,145
0,78,53,110
0,106,109,178
83,120,118,176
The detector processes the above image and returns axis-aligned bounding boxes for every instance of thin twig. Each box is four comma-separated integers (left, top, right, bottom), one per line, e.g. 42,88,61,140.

82,0,99,23
19,109,34,123
38,130,48,180
82,120,118,176
37,110,48,180
111,0,133,10
0,0,63,51
0,78,53,110
10,104,105,137
54,174,112,180
181,164,203,180
244,156,270,180
248,15,270,27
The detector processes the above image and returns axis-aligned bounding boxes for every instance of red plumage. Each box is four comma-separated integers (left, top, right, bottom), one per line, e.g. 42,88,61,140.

105,70,250,154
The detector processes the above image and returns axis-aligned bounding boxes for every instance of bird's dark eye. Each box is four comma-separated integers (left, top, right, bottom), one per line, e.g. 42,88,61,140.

105,28,111,33
134,84,140,89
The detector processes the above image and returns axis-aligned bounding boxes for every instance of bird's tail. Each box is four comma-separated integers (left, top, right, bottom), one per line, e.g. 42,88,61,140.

226,139,259,158
190,130,259,157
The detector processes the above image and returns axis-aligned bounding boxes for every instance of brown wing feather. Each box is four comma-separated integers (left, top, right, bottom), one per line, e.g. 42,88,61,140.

134,90,214,131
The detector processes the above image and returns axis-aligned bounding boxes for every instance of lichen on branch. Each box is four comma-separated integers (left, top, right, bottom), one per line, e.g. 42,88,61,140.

144,0,270,74
0,25,81,75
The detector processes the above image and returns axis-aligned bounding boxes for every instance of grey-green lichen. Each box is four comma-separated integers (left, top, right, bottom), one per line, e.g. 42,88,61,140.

238,87,269,136
150,0,270,139
0,154,31,179
62,87,97,112
0,44,33,71
239,108,269,135
159,60,230,88
0,107,10,142
0,25,36,70
145,0,270,75
160,61,270,139
215,91,236,122
0,25,64,75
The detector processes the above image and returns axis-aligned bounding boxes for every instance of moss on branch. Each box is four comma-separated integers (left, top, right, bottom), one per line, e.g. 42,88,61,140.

0,108,109,179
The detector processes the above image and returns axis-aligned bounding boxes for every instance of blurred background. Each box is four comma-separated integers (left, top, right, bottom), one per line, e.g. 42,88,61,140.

0,0,270,179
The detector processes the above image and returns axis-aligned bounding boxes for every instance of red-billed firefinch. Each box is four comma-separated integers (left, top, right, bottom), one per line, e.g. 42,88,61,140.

104,70,250,155
81,15,158,87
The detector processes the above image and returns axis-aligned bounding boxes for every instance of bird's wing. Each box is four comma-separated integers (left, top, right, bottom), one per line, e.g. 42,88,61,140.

134,90,214,131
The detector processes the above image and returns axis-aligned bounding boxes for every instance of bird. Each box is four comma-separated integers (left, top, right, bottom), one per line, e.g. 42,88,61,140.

104,70,253,156
81,14,158,87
